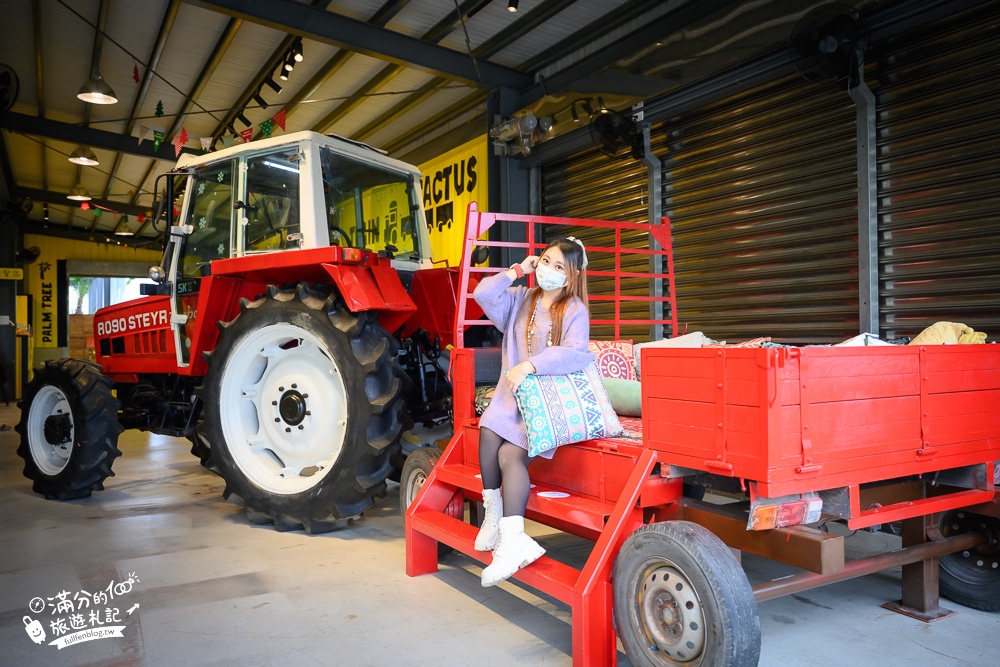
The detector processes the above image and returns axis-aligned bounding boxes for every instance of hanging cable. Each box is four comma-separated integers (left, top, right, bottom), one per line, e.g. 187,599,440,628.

452,0,485,89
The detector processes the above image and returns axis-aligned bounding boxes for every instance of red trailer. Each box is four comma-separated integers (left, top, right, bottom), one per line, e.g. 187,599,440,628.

405,205,1000,667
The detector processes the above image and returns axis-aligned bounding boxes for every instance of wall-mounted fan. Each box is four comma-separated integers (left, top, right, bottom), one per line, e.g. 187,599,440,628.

789,3,869,88
589,109,644,160
17,246,41,265
0,64,19,114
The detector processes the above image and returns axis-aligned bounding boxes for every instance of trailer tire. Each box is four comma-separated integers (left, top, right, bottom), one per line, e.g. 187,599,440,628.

613,521,760,667
938,510,1000,611
15,358,123,499
201,283,407,534
400,447,463,557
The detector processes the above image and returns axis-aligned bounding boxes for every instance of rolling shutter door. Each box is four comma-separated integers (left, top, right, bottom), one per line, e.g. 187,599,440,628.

540,142,661,341
874,0,1000,339
659,75,857,344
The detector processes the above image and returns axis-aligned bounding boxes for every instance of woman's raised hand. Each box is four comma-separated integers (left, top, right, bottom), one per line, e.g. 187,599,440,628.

505,360,536,393
520,255,539,275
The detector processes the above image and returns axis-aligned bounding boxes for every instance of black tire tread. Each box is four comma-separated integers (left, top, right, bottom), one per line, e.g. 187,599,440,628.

201,282,409,534
938,510,1000,612
15,358,123,500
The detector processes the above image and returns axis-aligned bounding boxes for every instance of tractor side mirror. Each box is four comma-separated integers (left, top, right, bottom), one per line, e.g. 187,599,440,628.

139,265,171,295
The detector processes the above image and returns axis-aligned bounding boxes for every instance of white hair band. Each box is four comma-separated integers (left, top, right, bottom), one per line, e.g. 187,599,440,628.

566,236,588,268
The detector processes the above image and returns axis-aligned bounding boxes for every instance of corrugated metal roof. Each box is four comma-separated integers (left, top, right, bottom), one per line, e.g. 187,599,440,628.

2,0,872,242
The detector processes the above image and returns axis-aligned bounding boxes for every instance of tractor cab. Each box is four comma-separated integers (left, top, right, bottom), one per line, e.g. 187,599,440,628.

144,131,433,367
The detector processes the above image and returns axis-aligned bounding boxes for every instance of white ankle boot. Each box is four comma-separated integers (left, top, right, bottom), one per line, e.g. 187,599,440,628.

475,488,502,551
481,516,545,587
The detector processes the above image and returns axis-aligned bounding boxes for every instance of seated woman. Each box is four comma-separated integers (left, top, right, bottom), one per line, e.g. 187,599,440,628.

472,236,592,587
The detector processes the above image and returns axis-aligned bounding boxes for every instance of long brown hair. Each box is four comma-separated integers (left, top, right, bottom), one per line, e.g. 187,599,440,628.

518,237,590,349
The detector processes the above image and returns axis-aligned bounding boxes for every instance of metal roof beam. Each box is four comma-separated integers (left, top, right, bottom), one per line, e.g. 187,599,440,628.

517,0,741,105
0,112,199,160
19,220,161,246
353,0,573,143
101,0,182,200
15,187,151,217
250,0,410,141
128,15,241,220
184,0,532,89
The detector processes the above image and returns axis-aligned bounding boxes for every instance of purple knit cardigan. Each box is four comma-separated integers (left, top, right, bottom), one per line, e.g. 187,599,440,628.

473,271,594,457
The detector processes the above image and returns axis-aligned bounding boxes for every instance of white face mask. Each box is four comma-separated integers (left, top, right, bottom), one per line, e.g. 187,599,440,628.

535,263,567,291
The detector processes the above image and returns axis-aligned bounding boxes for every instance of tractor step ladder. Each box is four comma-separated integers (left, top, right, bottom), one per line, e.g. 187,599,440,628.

406,203,679,666
406,427,681,666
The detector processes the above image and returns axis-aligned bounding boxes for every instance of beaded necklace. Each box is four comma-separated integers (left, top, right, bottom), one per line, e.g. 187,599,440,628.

527,296,553,357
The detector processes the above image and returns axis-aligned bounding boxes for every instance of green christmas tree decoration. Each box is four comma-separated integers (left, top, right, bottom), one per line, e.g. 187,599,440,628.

155,100,164,117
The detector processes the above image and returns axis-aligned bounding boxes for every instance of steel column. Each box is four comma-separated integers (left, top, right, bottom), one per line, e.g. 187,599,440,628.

849,62,878,335
640,121,664,340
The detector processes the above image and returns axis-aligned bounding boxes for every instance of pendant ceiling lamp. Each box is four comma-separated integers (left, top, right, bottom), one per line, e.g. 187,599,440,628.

77,66,118,105
67,184,92,201
68,145,99,166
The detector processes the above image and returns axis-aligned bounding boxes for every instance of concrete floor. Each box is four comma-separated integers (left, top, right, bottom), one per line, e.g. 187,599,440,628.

0,401,997,667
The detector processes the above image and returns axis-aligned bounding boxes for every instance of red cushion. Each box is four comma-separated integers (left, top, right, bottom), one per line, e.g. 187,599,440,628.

588,340,637,381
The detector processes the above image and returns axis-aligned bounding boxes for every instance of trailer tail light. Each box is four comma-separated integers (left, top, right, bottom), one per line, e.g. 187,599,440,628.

748,493,822,531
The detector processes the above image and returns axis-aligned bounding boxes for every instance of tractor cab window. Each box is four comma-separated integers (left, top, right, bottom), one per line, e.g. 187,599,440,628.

320,147,420,259
242,149,302,253
181,160,234,279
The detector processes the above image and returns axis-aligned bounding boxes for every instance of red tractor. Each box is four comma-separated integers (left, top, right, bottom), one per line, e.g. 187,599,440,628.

16,131,475,532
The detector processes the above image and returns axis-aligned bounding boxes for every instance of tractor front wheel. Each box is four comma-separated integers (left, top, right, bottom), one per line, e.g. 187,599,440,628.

613,521,760,667
201,283,407,533
15,358,123,499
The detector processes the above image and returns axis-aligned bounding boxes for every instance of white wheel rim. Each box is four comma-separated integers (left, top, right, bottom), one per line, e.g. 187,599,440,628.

405,469,428,509
27,385,75,476
219,322,349,495
638,563,706,663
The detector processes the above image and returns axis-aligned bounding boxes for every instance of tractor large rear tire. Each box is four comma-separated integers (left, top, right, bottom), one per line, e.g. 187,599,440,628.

201,283,408,533
15,358,123,499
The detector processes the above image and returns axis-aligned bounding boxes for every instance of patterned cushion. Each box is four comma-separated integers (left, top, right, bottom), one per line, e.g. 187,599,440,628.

588,340,637,381
474,386,495,416
701,336,771,348
514,361,624,457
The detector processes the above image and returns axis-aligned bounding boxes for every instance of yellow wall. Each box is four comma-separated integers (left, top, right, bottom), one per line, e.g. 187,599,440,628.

418,137,489,268
23,234,161,349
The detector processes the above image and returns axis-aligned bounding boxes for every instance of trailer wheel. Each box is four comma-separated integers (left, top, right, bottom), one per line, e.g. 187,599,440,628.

400,447,461,556
613,521,760,667
400,447,441,516
202,283,407,534
938,510,1000,611
15,358,122,499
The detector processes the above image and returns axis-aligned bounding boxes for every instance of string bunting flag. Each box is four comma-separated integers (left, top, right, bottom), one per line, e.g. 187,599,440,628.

172,128,189,157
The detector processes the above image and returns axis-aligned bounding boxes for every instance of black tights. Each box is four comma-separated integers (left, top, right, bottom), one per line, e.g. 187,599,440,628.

479,428,532,517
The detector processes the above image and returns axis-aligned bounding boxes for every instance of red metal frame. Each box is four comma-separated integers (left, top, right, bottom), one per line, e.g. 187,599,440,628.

406,204,1000,665
454,201,677,347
